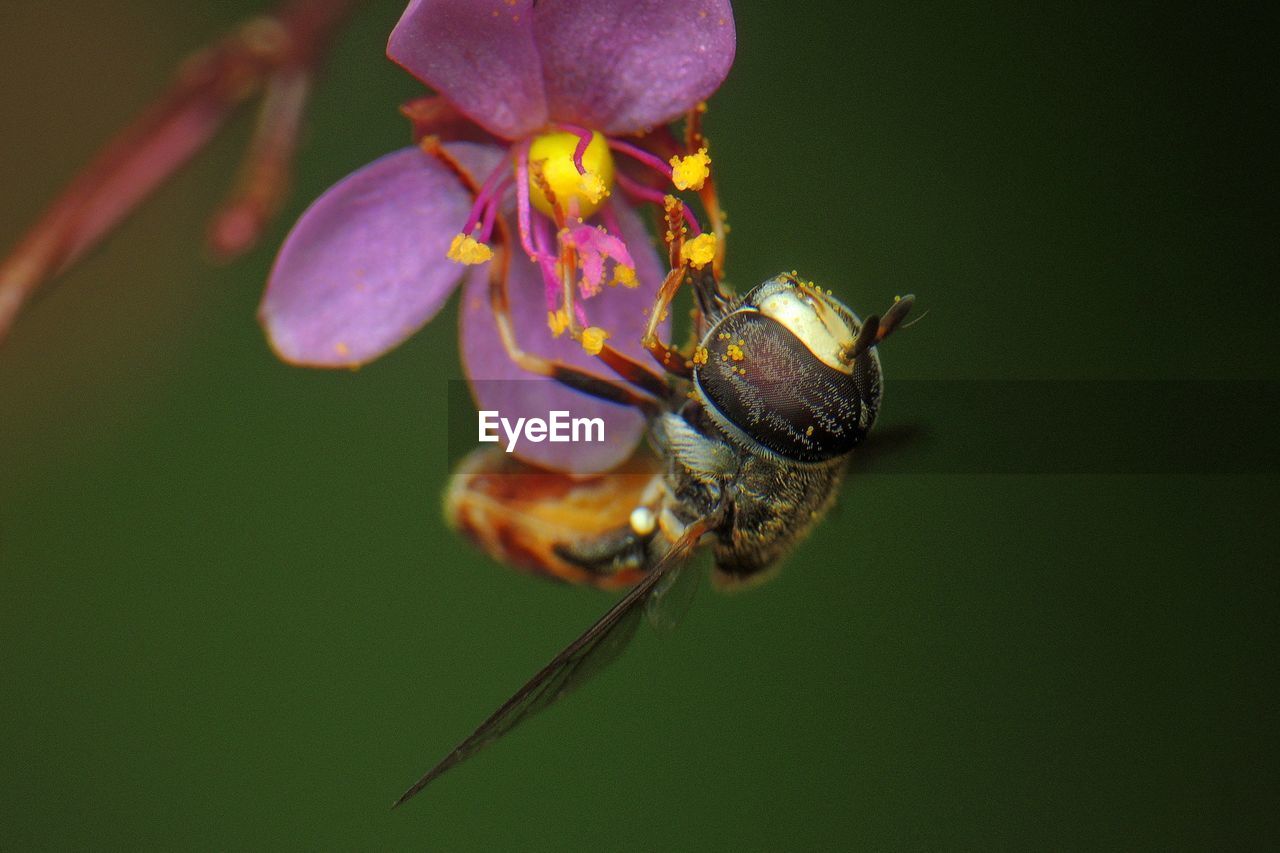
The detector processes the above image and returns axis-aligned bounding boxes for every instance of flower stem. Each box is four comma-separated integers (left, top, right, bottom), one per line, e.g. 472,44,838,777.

0,0,362,346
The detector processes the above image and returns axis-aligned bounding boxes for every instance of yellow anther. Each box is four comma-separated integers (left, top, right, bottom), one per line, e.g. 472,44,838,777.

726,343,745,362
670,148,711,191
447,233,493,265
581,326,610,355
528,130,615,218
612,264,638,288
547,308,570,338
334,341,350,357
680,233,717,269
692,346,709,365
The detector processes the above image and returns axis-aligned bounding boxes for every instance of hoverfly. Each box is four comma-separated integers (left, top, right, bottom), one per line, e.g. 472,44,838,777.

392,241,914,805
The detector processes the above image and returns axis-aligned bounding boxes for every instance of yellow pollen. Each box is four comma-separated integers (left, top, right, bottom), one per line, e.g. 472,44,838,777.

578,171,609,204
334,341,350,357
547,308,570,338
581,326,610,355
446,233,493,265
726,343,745,361
612,264,638,288
692,346,709,366
680,233,717,269
670,148,711,191
528,130,615,218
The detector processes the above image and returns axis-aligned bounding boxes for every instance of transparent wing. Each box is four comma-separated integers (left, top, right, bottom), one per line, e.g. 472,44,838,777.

644,553,704,634
393,514,716,808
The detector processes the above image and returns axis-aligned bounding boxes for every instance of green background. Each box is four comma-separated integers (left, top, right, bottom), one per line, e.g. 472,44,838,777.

1,0,1275,848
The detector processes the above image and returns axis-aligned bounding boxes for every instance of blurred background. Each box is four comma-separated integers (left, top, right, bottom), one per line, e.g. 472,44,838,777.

1,0,1275,848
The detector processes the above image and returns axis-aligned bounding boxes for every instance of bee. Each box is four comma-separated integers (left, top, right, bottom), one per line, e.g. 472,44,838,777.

395,267,913,807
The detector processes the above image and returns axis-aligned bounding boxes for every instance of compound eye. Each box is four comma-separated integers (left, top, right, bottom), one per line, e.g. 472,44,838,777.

694,311,875,461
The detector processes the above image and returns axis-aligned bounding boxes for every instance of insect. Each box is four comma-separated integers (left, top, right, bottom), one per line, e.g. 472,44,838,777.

393,251,914,806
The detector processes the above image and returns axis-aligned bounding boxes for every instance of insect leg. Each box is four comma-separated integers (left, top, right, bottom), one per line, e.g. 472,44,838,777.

642,265,696,378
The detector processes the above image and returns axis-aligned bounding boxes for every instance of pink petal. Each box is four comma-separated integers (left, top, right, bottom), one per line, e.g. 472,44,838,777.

261,143,505,367
388,0,548,141
534,0,736,134
460,199,669,475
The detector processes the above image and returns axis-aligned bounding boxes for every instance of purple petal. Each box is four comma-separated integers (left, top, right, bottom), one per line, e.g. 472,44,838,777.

460,199,669,475
534,0,736,134
262,143,505,367
388,0,548,140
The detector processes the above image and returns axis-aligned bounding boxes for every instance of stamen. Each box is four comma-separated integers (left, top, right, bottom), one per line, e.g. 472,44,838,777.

514,142,539,261
477,178,505,244
670,148,711,191
581,326,610,355
607,138,673,180
612,265,637,288
615,172,701,235
680,233,717,269
547,307,570,338
447,233,493,265
461,156,514,235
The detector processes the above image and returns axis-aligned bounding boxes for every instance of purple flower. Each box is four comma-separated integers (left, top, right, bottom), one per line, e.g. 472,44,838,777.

260,0,735,474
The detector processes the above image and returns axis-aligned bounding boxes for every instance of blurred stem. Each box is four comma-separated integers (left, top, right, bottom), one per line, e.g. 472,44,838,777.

0,0,362,345
206,68,312,260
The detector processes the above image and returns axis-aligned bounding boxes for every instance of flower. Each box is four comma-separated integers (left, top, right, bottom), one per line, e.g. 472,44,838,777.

260,0,735,474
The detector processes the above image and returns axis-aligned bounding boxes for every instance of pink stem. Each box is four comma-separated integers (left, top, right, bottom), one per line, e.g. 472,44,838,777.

461,156,514,235
477,177,508,245
614,172,701,236
0,0,361,344
556,123,594,175
607,138,673,179
513,142,540,261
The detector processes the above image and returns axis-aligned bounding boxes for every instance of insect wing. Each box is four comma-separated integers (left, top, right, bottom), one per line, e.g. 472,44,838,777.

393,514,714,808
644,555,703,635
